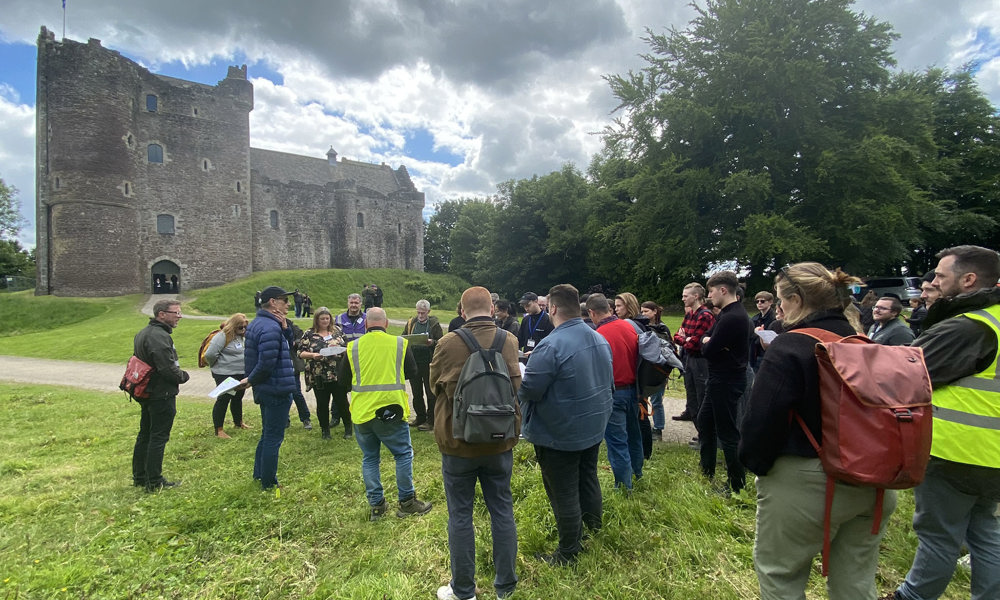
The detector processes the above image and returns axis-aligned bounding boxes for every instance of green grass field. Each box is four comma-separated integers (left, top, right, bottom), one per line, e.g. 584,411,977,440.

0,382,969,600
0,272,973,599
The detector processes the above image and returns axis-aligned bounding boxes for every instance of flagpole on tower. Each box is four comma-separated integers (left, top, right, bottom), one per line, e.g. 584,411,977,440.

62,0,66,39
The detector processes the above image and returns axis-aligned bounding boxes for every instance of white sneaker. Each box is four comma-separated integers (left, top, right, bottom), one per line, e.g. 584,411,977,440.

437,584,476,600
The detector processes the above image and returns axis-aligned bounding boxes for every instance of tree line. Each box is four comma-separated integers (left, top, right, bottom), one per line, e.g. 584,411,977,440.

423,0,1000,304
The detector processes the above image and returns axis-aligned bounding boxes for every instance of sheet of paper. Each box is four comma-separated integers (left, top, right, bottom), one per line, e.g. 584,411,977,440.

755,329,779,344
319,346,346,357
519,362,526,377
208,376,241,399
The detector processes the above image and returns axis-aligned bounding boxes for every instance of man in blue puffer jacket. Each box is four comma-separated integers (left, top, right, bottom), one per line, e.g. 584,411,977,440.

244,286,297,490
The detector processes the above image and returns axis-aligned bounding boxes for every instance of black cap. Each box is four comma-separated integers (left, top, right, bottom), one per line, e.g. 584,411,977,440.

260,286,291,303
519,292,538,305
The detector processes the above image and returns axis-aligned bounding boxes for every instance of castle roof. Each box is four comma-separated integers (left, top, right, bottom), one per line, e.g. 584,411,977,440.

249,147,416,196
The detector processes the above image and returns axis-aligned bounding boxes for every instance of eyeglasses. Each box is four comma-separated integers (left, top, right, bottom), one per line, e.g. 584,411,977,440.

164,310,182,316
755,299,770,304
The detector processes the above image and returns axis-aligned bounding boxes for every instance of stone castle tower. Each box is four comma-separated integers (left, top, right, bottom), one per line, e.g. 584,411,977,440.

35,27,424,297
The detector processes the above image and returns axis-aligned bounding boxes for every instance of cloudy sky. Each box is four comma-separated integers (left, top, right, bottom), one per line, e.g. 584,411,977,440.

1,0,998,250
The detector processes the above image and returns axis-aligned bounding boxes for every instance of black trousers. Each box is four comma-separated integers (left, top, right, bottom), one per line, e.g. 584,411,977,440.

409,360,435,422
211,372,246,428
313,382,351,433
696,370,746,493
534,442,603,559
132,395,177,486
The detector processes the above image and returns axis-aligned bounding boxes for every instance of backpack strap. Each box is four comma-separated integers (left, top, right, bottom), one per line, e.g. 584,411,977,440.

788,327,844,344
489,328,508,354
454,327,483,354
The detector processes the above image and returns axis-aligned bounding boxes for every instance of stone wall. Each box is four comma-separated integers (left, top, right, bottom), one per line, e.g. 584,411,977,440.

36,28,424,297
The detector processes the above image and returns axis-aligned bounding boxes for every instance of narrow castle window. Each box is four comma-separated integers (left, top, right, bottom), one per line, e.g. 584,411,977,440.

202,159,210,171
357,213,365,228
54,177,60,190
236,181,241,192
148,144,163,164
146,95,157,112
156,214,175,235
124,182,131,196
192,107,199,116
270,210,279,230
126,134,134,148
398,223,402,234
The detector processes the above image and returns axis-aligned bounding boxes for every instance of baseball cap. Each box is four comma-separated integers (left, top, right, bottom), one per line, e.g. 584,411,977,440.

519,292,538,305
260,286,291,303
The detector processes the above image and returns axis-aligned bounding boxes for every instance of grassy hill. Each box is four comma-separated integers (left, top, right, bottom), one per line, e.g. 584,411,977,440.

0,269,470,367
186,268,469,316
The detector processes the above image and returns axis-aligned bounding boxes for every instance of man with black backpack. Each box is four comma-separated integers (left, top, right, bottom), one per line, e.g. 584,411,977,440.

429,286,521,600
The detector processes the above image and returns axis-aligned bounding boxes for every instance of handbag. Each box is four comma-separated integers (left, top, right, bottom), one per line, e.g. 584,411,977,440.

120,355,154,401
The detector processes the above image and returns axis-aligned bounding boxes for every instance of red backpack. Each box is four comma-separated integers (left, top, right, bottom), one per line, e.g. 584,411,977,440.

790,328,933,576
119,355,154,401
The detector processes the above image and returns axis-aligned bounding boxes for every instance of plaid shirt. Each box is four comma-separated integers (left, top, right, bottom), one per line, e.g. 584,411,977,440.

675,306,715,355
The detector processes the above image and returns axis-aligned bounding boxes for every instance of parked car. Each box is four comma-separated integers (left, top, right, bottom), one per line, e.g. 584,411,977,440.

863,276,922,300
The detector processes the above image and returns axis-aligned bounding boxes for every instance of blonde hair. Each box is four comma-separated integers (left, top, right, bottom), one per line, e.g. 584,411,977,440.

775,263,861,326
614,292,641,320
223,313,248,346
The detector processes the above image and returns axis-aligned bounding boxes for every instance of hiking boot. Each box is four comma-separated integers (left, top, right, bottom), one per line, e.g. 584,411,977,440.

437,584,477,600
145,479,180,493
369,499,387,521
672,411,694,421
408,417,426,428
303,420,313,430
534,551,576,566
321,427,331,440
397,495,432,518
418,421,434,432
342,430,353,440
652,428,663,441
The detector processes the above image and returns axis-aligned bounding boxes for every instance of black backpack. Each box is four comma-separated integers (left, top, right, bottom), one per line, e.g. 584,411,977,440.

452,328,518,444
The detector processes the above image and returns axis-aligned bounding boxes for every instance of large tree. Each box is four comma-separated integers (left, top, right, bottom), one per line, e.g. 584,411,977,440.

0,176,32,279
602,0,944,289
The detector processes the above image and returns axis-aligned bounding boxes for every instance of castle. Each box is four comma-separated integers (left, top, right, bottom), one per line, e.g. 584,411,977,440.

34,27,425,297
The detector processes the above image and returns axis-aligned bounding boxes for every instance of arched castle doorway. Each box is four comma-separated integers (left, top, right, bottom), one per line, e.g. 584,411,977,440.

151,260,180,294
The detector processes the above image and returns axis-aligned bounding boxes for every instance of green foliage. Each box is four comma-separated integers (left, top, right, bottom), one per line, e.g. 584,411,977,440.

0,382,970,599
0,176,25,240
0,239,35,279
187,269,468,317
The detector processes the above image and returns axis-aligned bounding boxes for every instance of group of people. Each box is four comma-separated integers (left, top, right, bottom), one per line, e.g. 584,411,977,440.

129,245,999,600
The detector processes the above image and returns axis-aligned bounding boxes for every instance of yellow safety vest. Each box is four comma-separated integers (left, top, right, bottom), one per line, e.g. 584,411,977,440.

930,304,1000,468
346,330,410,425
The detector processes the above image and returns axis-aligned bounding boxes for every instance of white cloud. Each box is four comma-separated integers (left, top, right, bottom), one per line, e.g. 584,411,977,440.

0,94,35,247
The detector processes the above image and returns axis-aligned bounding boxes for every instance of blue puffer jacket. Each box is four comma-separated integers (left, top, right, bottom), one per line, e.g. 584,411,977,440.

244,310,296,398
518,318,614,451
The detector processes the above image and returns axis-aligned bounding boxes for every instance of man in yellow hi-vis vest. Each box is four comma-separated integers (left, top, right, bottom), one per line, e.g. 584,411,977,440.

890,245,1000,600
339,308,432,521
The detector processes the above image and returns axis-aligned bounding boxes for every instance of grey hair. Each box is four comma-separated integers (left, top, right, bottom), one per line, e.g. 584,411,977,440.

415,299,431,311
152,299,180,316
348,293,361,301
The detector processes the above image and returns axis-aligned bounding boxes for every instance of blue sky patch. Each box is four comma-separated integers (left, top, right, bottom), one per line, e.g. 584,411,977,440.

0,41,39,105
404,128,463,166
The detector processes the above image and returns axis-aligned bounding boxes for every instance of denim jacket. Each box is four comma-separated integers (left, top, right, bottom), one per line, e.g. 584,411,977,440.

518,318,614,451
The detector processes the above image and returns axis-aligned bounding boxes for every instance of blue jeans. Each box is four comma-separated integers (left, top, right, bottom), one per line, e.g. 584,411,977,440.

650,388,665,430
354,418,415,506
253,393,292,489
604,386,643,489
442,452,517,599
899,459,1000,600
